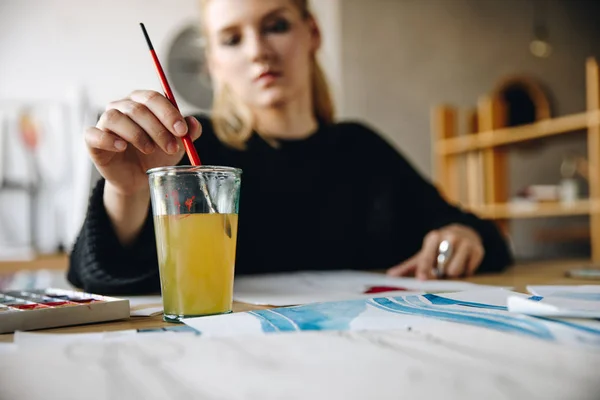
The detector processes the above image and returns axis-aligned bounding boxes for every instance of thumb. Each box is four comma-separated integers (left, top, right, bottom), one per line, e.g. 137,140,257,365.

186,116,202,142
386,253,419,277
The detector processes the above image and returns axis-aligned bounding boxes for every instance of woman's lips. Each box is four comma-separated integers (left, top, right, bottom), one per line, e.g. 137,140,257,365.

255,71,282,85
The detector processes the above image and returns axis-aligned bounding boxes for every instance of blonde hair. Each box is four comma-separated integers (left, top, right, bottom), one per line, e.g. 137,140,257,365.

199,0,335,149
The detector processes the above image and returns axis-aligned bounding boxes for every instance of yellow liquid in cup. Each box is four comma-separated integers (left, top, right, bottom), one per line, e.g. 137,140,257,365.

154,213,238,319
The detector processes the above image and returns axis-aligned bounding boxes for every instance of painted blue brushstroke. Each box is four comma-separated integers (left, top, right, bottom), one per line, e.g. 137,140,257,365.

248,300,367,332
242,293,600,347
276,300,367,330
407,295,555,334
248,310,294,332
370,296,554,340
401,296,554,338
423,293,508,311
427,292,600,336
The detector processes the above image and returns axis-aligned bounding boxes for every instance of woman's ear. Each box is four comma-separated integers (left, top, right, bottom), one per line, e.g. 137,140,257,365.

307,15,322,54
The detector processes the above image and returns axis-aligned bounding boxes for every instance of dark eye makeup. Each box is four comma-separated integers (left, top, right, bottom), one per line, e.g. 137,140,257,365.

264,18,291,34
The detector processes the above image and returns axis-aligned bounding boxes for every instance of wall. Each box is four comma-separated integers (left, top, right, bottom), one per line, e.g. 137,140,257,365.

0,0,201,113
310,0,344,114
0,0,205,256
340,0,600,260
0,0,342,114
0,0,343,257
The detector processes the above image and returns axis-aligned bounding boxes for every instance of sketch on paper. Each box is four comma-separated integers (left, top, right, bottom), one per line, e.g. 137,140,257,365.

65,340,201,400
2,327,600,400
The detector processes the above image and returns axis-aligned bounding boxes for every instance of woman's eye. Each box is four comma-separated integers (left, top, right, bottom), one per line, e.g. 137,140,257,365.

265,18,290,34
221,34,241,46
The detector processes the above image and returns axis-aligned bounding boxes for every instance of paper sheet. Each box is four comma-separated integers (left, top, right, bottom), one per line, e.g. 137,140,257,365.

432,288,530,308
0,342,17,354
13,330,139,345
508,295,600,318
184,289,600,349
233,270,507,306
1,326,599,400
527,285,600,301
11,327,199,346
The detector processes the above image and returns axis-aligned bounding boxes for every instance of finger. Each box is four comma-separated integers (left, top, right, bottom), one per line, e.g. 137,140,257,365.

129,90,188,138
186,116,202,142
97,109,155,154
386,253,419,277
466,245,485,276
445,242,471,278
416,231,441,280
107,100,178,155
84,127,127,166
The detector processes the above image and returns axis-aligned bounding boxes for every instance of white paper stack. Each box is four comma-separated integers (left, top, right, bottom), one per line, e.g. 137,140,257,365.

506,285,600,319
233,270,508,306
507,296,600,318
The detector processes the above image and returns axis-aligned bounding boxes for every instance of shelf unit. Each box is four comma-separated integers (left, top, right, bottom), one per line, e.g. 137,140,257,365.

432,57,600,261
469,199,597,220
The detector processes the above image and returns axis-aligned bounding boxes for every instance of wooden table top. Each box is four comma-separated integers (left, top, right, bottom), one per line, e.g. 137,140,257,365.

0,254,596,343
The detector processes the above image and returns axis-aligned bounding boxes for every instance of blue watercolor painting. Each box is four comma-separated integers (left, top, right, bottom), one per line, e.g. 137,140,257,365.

368,296,554,340
248,300,367,332
186,292,600,348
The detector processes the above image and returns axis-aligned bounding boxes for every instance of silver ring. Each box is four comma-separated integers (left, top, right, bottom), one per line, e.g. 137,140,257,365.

435,239,453,278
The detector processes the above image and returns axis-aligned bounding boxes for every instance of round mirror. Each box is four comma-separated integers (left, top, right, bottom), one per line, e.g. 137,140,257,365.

166,24,213,111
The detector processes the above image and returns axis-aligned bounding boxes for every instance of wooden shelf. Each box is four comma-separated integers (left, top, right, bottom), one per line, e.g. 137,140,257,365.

436,110,600,155
534,226,590,242
432,57,600,261
468,200,597,220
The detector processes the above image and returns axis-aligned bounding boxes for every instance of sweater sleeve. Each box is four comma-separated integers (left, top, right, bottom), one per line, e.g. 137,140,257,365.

353,122,514,274
67,178,161,295
67,114,217,295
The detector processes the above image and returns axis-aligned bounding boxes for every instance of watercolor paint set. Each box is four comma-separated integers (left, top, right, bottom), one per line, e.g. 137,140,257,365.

0,288,130,334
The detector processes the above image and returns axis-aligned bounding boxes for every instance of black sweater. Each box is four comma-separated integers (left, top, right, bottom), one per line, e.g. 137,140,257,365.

67,117,513,295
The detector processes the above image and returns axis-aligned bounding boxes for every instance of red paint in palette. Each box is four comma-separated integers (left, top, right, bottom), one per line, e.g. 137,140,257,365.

1,288,130,334
44,301,78,307
9,303,49,310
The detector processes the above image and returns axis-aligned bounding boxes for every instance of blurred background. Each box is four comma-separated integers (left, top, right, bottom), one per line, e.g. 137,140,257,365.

0,0,600,264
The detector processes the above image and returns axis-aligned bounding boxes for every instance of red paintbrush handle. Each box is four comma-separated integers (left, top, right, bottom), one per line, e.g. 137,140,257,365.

149,49,201,166
148,49,179,109
141,22,202,167
182,136,201,165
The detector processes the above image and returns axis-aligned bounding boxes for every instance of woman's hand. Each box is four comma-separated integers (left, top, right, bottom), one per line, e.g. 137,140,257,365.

386,224,485,280
85,90,202,197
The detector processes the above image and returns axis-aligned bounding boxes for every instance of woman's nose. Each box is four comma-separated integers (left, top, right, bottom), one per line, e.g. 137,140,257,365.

245,31,274,63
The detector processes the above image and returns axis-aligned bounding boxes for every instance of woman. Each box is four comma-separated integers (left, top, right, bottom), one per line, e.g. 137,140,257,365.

68,0,513,294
